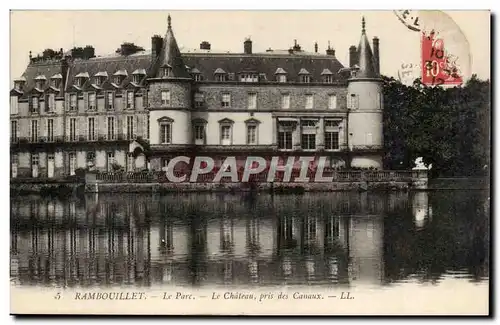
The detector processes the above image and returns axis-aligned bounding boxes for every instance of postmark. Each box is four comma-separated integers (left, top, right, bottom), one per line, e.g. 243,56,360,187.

394,10,465,86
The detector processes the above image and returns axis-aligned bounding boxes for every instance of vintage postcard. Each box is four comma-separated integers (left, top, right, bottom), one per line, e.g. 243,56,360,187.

9,10,490,316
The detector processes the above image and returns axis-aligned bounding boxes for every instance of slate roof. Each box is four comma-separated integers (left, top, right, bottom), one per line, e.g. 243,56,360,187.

65,53,151,93
182,53,345,82
356,17,378,79
14,62,65,99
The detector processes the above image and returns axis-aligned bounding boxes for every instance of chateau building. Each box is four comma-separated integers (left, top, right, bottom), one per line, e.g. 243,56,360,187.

10,15,383,179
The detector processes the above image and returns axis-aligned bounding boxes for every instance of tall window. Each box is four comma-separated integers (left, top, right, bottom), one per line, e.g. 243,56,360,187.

281,94,290,109
305,95,314,109
127,91,134,109
126,116,134,140
301,134,316,150
107,152,115,172
88,93,96,110
87,152,96,167
301,120,317,150
161,90,170,106
325,132,339,150
47,119,54,142
69,118,77,141
278,130,292,150
221,93,231,107
220,125,231,145
70,94,77,111
247,93,257,110
348,93,359,109
30,120,39,142
107,116,115,140
301,75,311,83
10,96,18,115
31,97,39,113
194,92,204,108
247,125,257,145
88,117,96,141
194,124,205,144
277,74,287,83
11,121,17,142
107,92,114,110
160,123,172,144
325,120,340,150
324,75,333,83
328,94,337,109
47,94,55,112
193,73,202,82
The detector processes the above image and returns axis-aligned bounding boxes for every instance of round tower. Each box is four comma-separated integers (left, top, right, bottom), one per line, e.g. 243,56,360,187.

148,14,192,148
347,17,384,169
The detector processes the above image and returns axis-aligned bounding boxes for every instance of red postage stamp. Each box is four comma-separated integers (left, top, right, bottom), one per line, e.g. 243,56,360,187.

421,30,463,86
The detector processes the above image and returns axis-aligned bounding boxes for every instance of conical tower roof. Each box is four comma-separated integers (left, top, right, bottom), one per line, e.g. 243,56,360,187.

356,17,378,79
154,14,191,79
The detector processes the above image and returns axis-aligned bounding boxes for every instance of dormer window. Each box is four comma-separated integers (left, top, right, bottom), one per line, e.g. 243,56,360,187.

239,73,258,83
13,77,26,92
214,68,227,82
34,75,46,90
94,71,108,86
113,70,128,86
132,69,146,84
321,69,334,83
190,68,202,81
50,74,62,89
275,68,287,83
162,65,172,78
74,72,89,87
298,68,311,83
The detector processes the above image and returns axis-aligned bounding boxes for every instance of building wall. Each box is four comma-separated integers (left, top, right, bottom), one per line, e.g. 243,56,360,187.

148,82,191,109
192,111,273,145
196,84,348,111
149,110,191,145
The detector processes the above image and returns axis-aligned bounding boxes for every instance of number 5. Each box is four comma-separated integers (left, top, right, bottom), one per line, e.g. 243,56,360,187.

55,292,61,300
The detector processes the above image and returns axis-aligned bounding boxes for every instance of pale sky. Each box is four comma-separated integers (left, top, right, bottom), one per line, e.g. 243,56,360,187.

9,10,490,82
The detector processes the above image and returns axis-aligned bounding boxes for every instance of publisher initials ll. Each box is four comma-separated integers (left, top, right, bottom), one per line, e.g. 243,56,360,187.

340,292,354,300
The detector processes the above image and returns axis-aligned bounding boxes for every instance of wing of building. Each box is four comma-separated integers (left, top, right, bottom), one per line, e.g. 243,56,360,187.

10,15,383,179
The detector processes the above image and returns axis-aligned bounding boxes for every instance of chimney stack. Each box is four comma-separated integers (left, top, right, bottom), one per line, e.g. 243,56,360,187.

151,35,163,58
244,38,252,54
200,41,211,50
373,37,380,75
314,42,318,53
292,39,301,52
326,41,335,56
349,45,358,67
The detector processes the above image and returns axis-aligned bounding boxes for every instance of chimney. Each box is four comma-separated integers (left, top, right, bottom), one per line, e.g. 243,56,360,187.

244,38,252,54
314,42,318,53
293,39,301,52
326,41,335,56
200,41,211,50
349,45,358,67
82,45,95,60
373,37,380,75
152,35,163,58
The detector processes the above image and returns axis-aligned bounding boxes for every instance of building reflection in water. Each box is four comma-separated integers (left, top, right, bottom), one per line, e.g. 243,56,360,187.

10,191,488,288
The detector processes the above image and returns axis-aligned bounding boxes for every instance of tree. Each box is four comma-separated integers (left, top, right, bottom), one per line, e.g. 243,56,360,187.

382,75,490,177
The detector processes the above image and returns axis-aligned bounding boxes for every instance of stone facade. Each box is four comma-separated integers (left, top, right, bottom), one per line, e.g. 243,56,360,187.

10,15,385,180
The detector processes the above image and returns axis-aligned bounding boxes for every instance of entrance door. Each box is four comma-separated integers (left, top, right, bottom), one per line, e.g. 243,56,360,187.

31,154,39,178
47,154,55,178
69,153,76,176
